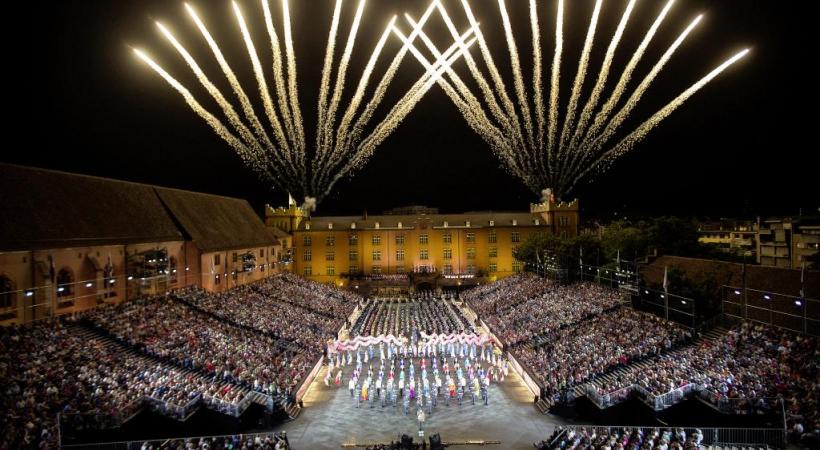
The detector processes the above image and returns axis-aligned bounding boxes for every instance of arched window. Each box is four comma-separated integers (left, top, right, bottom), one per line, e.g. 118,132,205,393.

56,268,74,297
0,275,14,308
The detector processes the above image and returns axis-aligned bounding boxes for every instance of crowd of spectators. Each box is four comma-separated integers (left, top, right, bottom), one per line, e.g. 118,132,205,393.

138,432,291,449
350,297,473,337
466,274,818,436
586,322,818,427
83,295,309,397
536,427,704,450
1,273,359,449
514,309,692,399
463,275,622,347
1,321,256,449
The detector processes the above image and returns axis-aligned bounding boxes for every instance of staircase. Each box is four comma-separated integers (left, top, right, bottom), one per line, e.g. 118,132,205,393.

535,397,551,414
284,401,302,419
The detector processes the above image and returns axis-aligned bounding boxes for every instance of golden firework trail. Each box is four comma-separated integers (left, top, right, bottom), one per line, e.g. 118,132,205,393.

135,0,474,204
568,48,750,193
564,13,704,185
556,0,603,159
438,0,747,198
324,32,479,200
133,49,258,176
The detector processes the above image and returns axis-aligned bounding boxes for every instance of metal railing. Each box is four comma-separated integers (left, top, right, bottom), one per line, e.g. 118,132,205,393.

144,393,201,421
552,425,785,449
583,384,633,409
697,390,782,416
635,383,698,411
60,430,291,450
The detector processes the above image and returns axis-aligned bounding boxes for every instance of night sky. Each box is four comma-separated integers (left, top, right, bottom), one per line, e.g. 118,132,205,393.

8,0,816,220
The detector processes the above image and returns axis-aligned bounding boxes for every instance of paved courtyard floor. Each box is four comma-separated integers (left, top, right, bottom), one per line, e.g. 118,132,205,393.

279,366,567,449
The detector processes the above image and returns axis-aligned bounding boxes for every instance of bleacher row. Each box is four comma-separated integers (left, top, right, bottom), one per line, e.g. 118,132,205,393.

534,426,784,450
1,273,360,450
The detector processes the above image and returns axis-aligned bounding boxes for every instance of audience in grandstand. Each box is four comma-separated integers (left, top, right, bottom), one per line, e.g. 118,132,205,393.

463,274,622,347
350,297,472,337
138,432,290,449
515,308,692,399
536,427,704,450
580,320,818,432
0,273,356,449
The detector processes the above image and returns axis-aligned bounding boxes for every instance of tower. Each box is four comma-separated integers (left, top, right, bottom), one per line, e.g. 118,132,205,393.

530,191,580,238
265,194,308,233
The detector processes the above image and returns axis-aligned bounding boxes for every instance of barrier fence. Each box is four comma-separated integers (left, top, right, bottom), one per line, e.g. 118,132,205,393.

554,425,785,449
60,431,291,450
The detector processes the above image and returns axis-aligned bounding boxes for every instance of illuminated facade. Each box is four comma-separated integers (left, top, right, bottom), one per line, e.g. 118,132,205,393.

267,198,580,286
0,164,287,325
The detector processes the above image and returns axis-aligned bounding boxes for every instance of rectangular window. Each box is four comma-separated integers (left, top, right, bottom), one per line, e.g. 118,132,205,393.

303,249,312,261
349,264,359,274
466,248,476,259
395,266,405,274
511,232,521,243
214,254,221,265
232,252,238,262
512,261,523,272
395,235,405,245
326,251,335,261
443,248,452,259
466,232,476,243
396,249,405,261
325,235,335,246
488,231,497,244
303,266,312,276
372,250,381,261
489,263,497,272
260,249,265,258
443,233,452,244
372,265,382,274
326,266,335,276
488,247,497,258
372,234,381,245
303,236,312,246
419,234,429,245
420,249,429,260
466,264,476,274
443,264,453,275
349,250,358,261
349,234,358,246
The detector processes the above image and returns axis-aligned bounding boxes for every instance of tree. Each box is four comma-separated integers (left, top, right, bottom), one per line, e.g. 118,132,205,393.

512,232,562,266
647,217,700,256
601,221,649,262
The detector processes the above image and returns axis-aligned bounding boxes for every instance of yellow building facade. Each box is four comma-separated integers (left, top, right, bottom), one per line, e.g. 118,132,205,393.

267,198,580,287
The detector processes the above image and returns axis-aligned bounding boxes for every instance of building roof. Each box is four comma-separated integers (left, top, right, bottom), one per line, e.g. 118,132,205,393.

155,187,274,252
268,227,290,239
0,164,183,251
296,212,546,231
641,255,819,299
0,163,275,253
